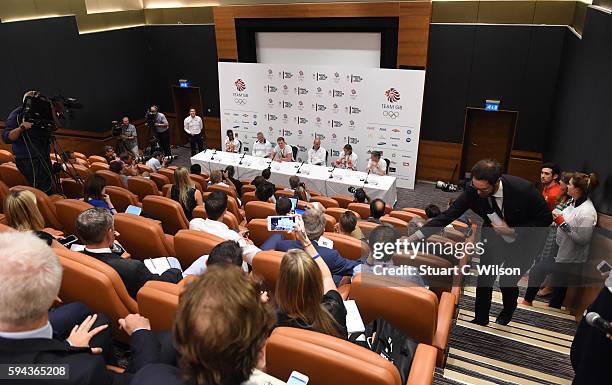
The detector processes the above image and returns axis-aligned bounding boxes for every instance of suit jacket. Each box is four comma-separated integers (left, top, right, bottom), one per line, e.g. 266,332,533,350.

0,330,159,385
82,250,183,299
423,174,552,256
273,239,359,278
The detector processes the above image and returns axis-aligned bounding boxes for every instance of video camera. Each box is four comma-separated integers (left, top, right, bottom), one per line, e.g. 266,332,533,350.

134,154,178,164
21,92,82,133
111,120,122,137
145,110,157,130
435,180,460,192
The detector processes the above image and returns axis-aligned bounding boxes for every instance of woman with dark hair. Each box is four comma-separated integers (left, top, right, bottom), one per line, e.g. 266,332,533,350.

548,172,599,308
224,165,243,197
275,216,347,339
255,182,276,204
83,174,117,214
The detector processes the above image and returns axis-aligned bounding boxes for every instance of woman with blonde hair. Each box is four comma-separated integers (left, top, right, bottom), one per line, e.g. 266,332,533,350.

170,167,203,220
4,189,61,247
275,217,347,338
549,172,599,308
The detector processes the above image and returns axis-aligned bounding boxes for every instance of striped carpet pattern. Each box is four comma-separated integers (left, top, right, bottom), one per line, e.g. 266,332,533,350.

435,259,577,384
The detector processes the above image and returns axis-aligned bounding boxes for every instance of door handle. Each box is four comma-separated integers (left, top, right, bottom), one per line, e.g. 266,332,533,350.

471,142,478,147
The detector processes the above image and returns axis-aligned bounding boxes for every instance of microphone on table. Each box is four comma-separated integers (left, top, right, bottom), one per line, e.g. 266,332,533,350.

210,149,217,160
328,165,336,179
585,312,612,334
361,169,371,184
296,161,305,173
238,153,246,165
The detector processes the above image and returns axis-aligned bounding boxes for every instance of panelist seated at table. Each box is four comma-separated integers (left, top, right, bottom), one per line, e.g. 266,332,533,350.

365,151,388,176
252,131,273,158
334,143,358,170
270,136,294,162
307,137,327,166
224,129,241,153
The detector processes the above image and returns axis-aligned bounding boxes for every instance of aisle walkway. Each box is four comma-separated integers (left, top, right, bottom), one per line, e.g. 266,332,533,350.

435,260,576,385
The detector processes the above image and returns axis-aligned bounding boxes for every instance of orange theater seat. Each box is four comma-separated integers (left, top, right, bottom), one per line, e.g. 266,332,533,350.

73,152,87,161
150,173,170,191
113,213,174,259
142,195,189,235
87,155,108,165
349,274,454,366
60,179,84,199
208,183,237,199
331,195,353,209
241,191,257,205
105,186,140,213
0,150,16,164
162,184,173,198
311,196,340,209
266,327,437,385
137,281,180,331
251,250,285,294
389,210,416,224
324,207,362,223
137,164,154,174
55,248,138,342
128,176,161,201
54,199,93,236
0,163,29,187
9,186,64,230
245,201,276,222
356,220,379,240
60,163,91,181
402,207,427,219
393,253,456,300
96,170,124,188
190,174,207,192
246,218,296,247
347,202,371,220
192,207,241,231
157,168,174,181
174,229,224,267
274,190,295,199
322,232,366,261
380,215,409,235
0,180,9,212
323,213,337,233
241,184,256,194
89,162,110,173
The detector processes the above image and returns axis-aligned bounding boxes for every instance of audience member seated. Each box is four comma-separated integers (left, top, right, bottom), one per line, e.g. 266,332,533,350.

83,174,118,215
189,163,202,176
276,216,347,339
119,152,139,177
335,210,365,241
103,145,119,164
145,151,168,172
261,207,359,283
367,198,386,224
255,181,276,204
75,208,183,298
365,150,387,176
170,167,203,221
407,204,441,235
0,232,159,384
131,266,278,385
276,196,292,216
109,160,128,187
354,224,425,286
224,166,242,196
353,187,369,204
251,175,266,188
4,189,62,247
287,176,311,202
189,191,260,265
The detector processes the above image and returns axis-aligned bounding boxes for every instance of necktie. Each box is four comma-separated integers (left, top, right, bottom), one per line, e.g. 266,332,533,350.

490,196,503,219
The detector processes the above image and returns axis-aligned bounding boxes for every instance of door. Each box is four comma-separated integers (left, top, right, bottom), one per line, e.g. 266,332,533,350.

460,108,517,178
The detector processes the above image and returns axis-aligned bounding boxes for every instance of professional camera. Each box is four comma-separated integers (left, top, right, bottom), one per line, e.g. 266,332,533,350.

145,111,157,129
21,93,83,133
111,120,122,137
134,154,178,164
435,180,459,192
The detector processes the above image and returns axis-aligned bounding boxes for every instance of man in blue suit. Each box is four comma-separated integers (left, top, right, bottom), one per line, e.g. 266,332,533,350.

261,207,359,283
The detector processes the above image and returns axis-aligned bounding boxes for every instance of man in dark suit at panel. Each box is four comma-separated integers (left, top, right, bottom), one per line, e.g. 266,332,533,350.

410,159,551,325
0,232,159,385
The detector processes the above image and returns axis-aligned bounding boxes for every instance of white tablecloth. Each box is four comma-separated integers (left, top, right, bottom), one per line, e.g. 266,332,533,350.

191,149,397,204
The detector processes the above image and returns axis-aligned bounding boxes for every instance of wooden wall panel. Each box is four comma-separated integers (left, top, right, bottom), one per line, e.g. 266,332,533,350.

507,149,543,185
204,117,221,150
398,2,432,68
213,6,238,60
416,140,462,183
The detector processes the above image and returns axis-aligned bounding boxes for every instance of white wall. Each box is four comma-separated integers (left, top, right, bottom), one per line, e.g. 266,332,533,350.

256,32,381,68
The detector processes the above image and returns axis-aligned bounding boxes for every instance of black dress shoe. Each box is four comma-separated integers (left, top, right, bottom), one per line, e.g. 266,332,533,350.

495,311,513,326
470,317,489,326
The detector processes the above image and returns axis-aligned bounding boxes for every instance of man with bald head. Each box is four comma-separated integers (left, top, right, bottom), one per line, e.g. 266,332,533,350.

307,137,327,166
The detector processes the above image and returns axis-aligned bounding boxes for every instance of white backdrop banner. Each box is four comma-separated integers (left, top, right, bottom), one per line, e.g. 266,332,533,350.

218,62,425,189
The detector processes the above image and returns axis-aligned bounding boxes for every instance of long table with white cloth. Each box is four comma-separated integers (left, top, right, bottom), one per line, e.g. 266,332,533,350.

191,149,397,205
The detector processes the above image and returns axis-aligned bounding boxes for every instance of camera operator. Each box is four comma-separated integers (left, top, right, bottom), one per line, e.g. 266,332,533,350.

119,116,138,158
148,105,171,157
1,91,54,194
145,150,168,172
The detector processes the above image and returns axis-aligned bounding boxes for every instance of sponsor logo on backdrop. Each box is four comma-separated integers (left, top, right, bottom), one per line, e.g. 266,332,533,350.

406,138,411,143
281,101,292,109
383,111,400,119
407,129,412,135
268,126,274,132
382,88,403,119
313,103,326,111
330,89,344,98
315,73,328,81
366,126,376,131
298,70,305,81
234,98,247,105
280,71,293,79
332,103,339,114
282,114,289,124
235,79,246,92
315,87,324,98
282,85,289,95
298,101,304,111
266,114,277,121
295,117,308,125
385,88,400,103
378,142,386,145
298,145,307,152
267,98,274,108
346,106,361,114
296,87,308,95
315,117,322,126
331,133,338,143
390,137,400,140
267,69,274,79
265,85,277,93
392,128,400,133
348,136,359,144
332,150,340,156
379,127,387,132
401,154,411,159
330,120,342,128
403,162,410,166
391,144,399,148
389,167,396,173
283,129,293,137
349,89,358,100
333,72,341,83
232,125,239,129
392,153,396,158
347,74,363,83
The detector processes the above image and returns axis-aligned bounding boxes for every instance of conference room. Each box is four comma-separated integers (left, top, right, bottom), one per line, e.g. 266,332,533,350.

0,1,610,384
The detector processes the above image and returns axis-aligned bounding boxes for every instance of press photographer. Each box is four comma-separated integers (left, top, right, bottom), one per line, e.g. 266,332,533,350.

2,91,55,194
146,105,170,157
113,116,138,158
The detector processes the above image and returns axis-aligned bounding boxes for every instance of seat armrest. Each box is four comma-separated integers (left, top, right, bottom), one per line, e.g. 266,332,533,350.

406,344,437,385
432,291,455,366
164,234,175,256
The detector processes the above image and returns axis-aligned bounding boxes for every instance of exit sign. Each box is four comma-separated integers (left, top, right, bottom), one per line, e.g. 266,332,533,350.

485,99,500,111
